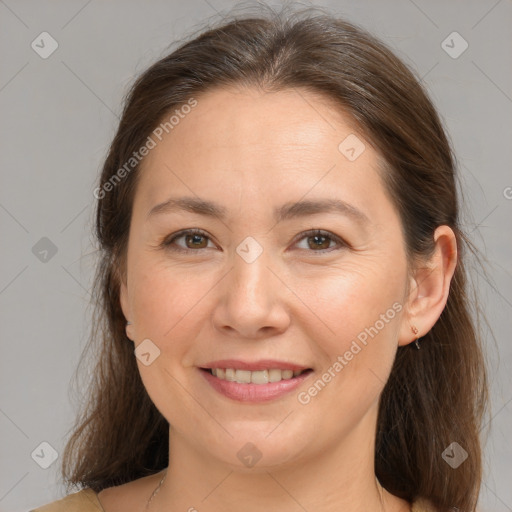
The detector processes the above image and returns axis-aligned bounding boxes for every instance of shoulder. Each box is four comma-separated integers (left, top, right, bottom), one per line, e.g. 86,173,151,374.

29,488,103,512
411,497,439,512
29,471,165,512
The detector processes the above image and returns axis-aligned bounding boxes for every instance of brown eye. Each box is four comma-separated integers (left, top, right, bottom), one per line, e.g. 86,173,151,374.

163,228,346,255
306,234,332,250
183,233,208,249
163,229,214,253
294,229,346,253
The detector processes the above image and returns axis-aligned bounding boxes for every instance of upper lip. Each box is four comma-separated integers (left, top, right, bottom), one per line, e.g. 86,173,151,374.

200,359,311,372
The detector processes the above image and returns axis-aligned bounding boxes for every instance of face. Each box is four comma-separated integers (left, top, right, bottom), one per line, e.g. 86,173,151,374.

120,86,412,470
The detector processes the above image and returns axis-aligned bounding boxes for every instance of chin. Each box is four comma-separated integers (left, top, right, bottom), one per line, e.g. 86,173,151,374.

199,424,313,471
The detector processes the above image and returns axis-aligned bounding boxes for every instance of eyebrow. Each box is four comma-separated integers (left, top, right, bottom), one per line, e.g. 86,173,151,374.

146,196,369,225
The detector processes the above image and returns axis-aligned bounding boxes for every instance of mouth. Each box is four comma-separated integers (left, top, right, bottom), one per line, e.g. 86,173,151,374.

198,362,314,402
200,367,313,384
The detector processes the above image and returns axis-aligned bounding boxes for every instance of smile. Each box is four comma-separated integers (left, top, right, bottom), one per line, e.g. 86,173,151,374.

206,367,309,384
199,365,313,402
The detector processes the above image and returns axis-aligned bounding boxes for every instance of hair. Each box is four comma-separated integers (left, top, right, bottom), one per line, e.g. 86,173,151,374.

61,4,489,511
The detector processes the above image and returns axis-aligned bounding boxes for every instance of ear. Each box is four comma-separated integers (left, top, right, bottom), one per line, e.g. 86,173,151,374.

398,225,458,347
120,278,135,341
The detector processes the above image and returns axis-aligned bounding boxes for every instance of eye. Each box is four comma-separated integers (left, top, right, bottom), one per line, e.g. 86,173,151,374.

162,228,347,254
162,228,215,253
293,229,347,253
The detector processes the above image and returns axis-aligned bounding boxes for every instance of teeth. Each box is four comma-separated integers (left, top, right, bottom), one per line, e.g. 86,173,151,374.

210,368,305,384
251,370,269,384
268,369,282,383
281,370,293,379
235,369,252,384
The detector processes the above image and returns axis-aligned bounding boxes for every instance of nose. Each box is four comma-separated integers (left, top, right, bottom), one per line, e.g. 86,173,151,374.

212,247,291,340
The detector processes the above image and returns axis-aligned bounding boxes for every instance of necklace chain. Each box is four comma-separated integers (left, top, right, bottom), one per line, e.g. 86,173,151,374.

145,469,167,511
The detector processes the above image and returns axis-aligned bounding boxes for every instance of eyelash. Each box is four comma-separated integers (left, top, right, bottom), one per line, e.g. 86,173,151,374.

161,228,347,255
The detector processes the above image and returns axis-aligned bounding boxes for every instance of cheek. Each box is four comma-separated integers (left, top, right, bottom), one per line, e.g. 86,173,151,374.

128,259,210,421
293,267,404,431
294,259,406,408
130,257,208,337
297,256,405,341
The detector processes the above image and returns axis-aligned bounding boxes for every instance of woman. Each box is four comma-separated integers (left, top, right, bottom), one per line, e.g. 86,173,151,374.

31,5,488,512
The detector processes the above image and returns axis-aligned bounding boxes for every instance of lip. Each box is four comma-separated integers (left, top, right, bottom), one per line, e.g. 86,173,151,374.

199,364,313,403
200,359,310,372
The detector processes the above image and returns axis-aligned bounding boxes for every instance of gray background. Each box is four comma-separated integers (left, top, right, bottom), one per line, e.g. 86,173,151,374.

0,0,511,511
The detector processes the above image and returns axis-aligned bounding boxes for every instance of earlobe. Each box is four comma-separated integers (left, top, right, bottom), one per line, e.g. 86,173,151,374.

398,225,458,347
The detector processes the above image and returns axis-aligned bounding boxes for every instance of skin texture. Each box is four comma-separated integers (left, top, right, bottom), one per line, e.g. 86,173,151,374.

98,86,457,512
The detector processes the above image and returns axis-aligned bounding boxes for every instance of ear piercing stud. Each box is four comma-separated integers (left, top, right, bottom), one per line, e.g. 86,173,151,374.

411,325,420,349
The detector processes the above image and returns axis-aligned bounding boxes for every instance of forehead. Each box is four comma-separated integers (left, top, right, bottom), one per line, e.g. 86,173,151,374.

134,86,384,220
156,86,359,155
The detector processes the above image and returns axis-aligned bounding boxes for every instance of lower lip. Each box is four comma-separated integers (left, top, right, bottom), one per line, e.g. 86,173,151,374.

200,369,312,403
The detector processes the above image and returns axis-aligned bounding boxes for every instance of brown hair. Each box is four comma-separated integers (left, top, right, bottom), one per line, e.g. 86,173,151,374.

61,4,488,511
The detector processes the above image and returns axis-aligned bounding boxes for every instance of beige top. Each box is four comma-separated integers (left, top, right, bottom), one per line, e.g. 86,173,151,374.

30,488,438,512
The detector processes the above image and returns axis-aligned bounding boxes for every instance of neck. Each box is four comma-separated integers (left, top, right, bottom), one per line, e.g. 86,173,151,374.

148,407,409,512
